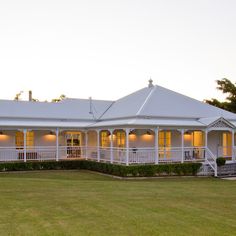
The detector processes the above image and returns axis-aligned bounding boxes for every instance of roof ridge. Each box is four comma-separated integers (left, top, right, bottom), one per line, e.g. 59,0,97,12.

136,86,157,116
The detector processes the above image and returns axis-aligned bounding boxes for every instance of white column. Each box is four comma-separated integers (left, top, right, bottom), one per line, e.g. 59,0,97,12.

23,129,27,162
110,129,114,163
181,129,184,163
85,131,88,160
56,128,59,161
154,127,159,164
125,128,130,166
205,130,208,161
97,130,100,162
232,130,235,162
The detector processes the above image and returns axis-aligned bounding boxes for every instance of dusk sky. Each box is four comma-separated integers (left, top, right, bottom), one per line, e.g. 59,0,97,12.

0,0,236,102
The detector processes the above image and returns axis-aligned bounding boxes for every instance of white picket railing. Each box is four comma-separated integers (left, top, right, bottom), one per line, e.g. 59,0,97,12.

0,146,217,170
129,148,155,164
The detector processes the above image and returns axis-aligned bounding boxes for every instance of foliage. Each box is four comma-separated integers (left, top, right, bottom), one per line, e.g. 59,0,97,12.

51,94,66,102
216,157,226,167
0,160,202,177
205,78,236,112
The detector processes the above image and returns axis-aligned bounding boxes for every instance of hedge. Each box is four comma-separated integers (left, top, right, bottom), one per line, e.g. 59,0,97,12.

0,160,202,177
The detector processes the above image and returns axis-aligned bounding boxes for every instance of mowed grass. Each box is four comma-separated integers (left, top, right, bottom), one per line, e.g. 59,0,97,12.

0,171,236,236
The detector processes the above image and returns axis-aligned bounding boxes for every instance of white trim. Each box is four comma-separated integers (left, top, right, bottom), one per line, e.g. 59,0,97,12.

136,86,156,116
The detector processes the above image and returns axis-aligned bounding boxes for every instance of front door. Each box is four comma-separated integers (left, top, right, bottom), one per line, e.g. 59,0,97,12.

159,131,171,159
66,132,81,158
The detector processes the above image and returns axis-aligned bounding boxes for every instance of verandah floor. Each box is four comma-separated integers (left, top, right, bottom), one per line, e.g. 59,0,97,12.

0,171,235,236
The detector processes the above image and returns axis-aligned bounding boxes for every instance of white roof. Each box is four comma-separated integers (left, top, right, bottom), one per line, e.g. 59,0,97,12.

101,85,236,120
0,98,113,120
0,119,91,128
1,84,236,129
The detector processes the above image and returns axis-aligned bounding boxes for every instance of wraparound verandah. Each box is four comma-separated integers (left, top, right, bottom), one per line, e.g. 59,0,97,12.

0,127,235,164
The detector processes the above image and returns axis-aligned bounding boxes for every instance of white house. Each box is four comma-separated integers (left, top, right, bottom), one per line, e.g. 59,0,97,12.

1,80,236,176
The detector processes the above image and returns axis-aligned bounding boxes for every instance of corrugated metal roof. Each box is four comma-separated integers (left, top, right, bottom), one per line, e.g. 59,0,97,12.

0,98,113,120
101,85,236,120
1,84,236,129
0,119,91,128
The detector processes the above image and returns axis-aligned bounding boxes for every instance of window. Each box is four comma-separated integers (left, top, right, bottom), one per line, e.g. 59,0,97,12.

65,132,81,146
192,131,203,147
15,131,34,148
222,132,232,157
101,131,109,147
159,131,171,158
116,131,125,148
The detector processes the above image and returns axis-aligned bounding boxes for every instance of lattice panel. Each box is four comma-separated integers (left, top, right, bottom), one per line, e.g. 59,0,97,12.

210,119,232,128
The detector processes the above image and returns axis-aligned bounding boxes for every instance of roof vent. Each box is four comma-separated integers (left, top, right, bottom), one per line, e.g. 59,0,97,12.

148,78,154,88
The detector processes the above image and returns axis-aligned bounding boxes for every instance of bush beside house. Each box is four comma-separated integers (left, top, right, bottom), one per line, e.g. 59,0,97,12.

0,160,202,177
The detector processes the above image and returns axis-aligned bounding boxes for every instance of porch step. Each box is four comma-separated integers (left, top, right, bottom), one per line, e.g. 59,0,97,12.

217,163,236,177
198,164,215,176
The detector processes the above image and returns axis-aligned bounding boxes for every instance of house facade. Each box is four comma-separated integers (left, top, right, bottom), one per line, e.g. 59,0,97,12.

1,80,236,176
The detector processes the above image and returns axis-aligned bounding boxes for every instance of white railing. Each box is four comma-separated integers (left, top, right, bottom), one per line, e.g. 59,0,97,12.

0,147,22,162
182,147,205,161
0,146,217,169
129,148,155,164
113,148,126,164
205,148,217,177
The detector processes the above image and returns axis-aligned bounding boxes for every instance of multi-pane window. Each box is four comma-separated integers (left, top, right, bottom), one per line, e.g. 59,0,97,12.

192,131,203,147
222,132,232,157
158,131,171,158
101,131,109,147
15,131,34,148
116,131,125,148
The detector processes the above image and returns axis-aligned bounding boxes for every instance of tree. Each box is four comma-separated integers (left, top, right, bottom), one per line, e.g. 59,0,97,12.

205,78,236,113
51,94,67,103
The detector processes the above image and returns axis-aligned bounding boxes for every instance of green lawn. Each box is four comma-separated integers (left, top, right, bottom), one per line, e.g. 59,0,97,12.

0,171,235,236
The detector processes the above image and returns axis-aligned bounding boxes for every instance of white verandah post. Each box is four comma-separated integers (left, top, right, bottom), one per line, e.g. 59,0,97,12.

97,130,100,162
181,129,184,163
154,127,159,164
85,131,88,160
23,129,27,162
232,129,235,162
56,128,59,161
205,130,208,162
110,129,114,163
125,128,130,166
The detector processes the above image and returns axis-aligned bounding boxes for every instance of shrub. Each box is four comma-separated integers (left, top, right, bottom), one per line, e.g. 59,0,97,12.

0,160,202,177
216,157,226,167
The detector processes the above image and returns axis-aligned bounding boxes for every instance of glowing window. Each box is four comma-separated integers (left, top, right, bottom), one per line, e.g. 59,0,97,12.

116,131,125,148
101,131,109,147
158,131,171,158
222,132,232,156
192,131,203,147
15,131,34,148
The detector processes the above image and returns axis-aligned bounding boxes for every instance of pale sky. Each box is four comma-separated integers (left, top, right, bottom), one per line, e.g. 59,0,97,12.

0,0,236,102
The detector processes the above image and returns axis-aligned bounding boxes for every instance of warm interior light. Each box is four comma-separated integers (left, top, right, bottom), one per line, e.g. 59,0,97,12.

184,131,191,136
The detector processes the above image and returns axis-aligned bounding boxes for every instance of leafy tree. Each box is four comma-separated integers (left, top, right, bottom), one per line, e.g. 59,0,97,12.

205,78,236,113
51,94,67,103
